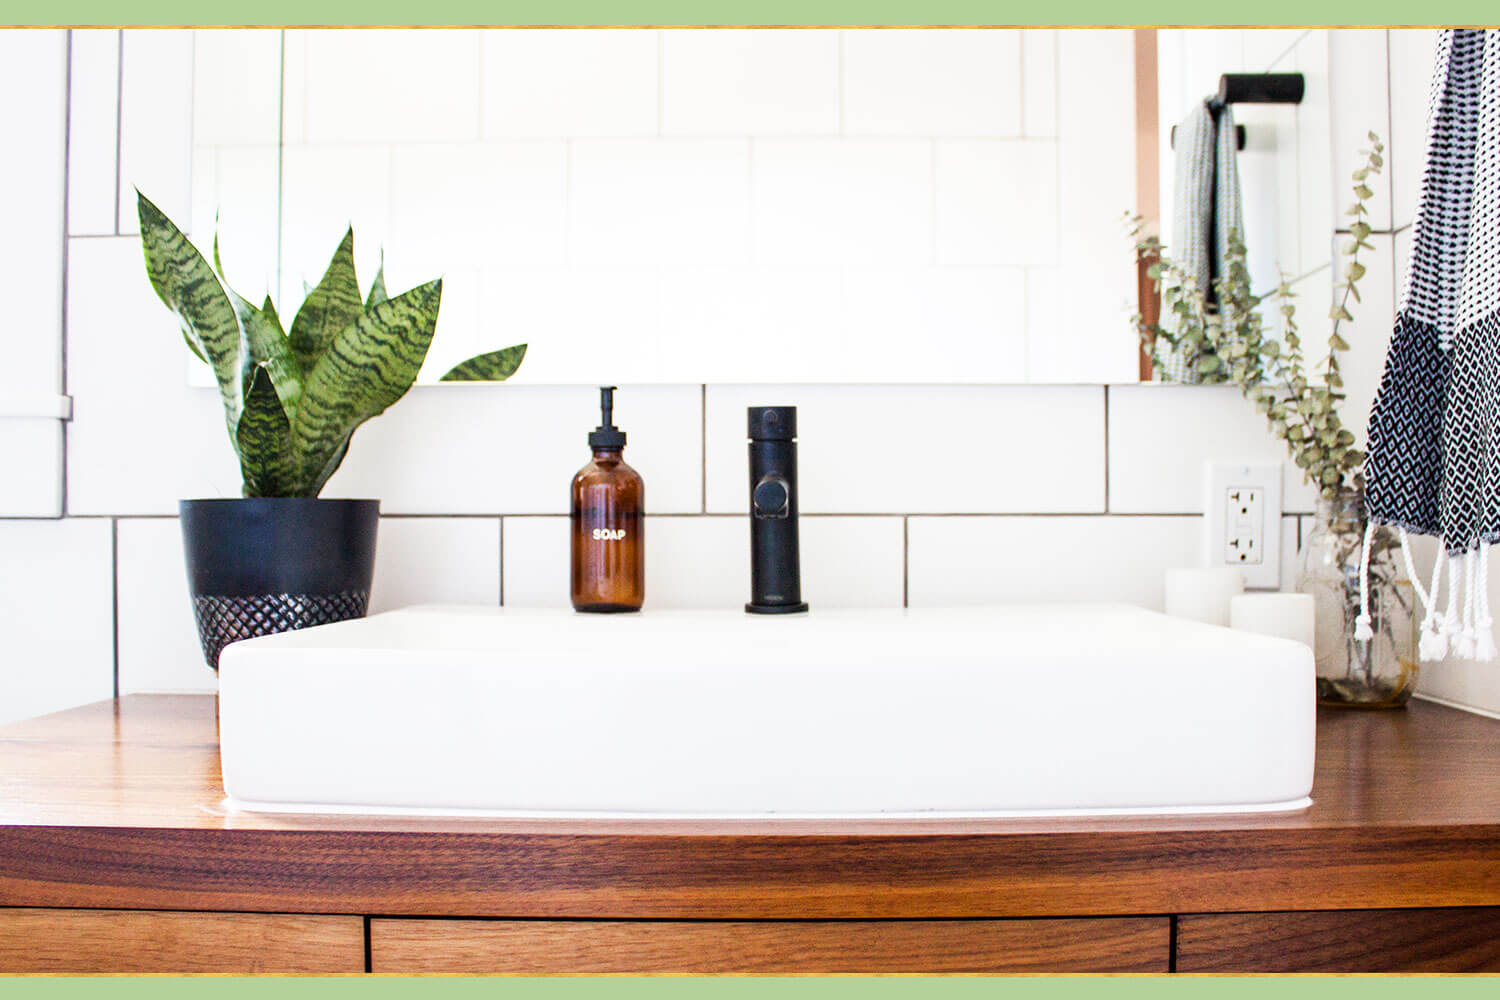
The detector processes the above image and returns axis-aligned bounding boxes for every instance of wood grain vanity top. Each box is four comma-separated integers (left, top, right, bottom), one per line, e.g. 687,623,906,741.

2,695,1500,918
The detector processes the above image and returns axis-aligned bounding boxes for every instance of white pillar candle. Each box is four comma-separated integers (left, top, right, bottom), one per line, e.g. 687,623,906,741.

1230,593,1316,650
1163,567,1244,626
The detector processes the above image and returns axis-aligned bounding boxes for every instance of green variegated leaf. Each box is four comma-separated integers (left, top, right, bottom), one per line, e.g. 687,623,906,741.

226,284,303,420
137,191,243,431
236,366,298,497
304,438,351,498
439,344,527,382
292,278,443,487
366,252,388,310
288,228,362,375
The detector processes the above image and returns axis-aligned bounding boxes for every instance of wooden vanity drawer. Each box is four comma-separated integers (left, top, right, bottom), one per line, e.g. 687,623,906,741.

1177,908,1500,972
0,908,365,973
370,917,1169,973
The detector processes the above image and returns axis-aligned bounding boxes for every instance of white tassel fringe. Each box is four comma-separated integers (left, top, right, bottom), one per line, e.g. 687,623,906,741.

1477,542,1496,663
1400,529,1450,662
1353,520,1376,642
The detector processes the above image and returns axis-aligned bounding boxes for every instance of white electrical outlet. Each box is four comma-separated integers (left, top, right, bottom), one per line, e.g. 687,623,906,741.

1205,463,1283,589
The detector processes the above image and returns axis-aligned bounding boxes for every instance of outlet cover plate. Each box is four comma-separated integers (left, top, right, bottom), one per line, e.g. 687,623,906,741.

1205,462,1283,589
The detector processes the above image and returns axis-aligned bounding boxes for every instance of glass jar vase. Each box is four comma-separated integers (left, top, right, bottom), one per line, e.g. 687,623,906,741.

1296,489,1418,708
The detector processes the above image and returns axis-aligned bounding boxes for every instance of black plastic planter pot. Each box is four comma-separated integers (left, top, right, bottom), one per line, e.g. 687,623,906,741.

179,498,379,670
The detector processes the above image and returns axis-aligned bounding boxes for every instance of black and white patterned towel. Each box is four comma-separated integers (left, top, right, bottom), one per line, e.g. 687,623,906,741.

1363,29,1500,662
1158,100,1244,382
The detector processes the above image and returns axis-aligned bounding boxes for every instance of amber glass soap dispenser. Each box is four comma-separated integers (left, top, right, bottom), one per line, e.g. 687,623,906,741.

570,386,644,612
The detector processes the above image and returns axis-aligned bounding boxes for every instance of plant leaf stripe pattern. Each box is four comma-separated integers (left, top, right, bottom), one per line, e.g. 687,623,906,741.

288,228,365,377
291,280,443,487
440,344,527,381
236,367,298,498
1362,28,1500,663
135,192,526,499
137,193,244,436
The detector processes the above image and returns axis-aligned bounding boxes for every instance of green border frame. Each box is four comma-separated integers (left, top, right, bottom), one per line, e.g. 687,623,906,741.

4,974,1500,995
3,1,1497,27
6,2,1500,994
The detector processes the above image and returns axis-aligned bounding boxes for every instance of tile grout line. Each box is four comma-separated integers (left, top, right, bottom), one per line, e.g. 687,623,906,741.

1102,386,1111,513
110,517,120,699
928,138,938,264
1017,29,1027,137
474,29,484,142
902,515,910,608
112,29,122,236
1293,32,1307,278
1265,29,1312,73
837,30,845,136
31,510,1307,522
1383,29,1396,225
60,30,75,519
700,384,707,514
563,138,573,265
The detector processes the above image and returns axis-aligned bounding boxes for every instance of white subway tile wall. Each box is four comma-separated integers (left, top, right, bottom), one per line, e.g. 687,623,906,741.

10,28,1492,727
185,27,1136,384
841,29,1023,137
480,29,659,139
661,30,839,136
503,515,905,610
907,515,1204,609
571,139,751,267
0,421,64,516
115,517,213,694
1328,29,1394,233
64,30,120,237
1387,30,1438,231
1053,29,1139,383
1108,386,1320,515
703,385,1105,515
1020,30,1058,138
117,30,193,236
1292,31,1336,285
0,30,68,516
299,29,482,144
0,519,115,725
370,518,502,613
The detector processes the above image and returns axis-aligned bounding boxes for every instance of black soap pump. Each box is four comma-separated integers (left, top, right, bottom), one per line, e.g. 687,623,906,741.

570,387,644,612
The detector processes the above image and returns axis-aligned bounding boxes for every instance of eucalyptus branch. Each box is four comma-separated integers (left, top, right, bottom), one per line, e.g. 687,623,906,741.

1128,131,1386,500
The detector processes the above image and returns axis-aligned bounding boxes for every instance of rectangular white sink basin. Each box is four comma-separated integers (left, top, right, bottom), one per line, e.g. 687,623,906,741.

218,605,1315,818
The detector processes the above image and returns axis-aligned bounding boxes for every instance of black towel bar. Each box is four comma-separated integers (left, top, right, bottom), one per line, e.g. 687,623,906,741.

1169,123,1248,151
1168,72,1304,149
1212,72,1306,109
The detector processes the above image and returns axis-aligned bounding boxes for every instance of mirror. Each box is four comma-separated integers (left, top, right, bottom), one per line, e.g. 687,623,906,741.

182,28,1334,386
1151,28,1338,378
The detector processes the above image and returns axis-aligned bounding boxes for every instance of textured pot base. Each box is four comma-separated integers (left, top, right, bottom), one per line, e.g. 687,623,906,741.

193,591,370,671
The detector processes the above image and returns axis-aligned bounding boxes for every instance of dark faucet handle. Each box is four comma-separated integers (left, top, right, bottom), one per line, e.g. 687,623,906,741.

752,476,790,518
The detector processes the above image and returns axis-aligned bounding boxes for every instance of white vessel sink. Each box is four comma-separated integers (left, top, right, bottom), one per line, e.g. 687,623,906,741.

218,605,1315,817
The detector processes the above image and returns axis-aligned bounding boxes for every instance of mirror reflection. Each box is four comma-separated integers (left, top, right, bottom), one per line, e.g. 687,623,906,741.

181,28,1346,385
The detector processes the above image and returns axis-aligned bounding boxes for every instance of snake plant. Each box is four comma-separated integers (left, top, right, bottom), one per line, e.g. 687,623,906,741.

137,191,526,498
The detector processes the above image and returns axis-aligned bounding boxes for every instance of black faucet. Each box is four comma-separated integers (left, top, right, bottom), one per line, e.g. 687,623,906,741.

746,406,809,614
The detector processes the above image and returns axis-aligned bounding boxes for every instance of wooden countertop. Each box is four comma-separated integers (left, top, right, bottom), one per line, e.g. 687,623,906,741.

2,695,1500,918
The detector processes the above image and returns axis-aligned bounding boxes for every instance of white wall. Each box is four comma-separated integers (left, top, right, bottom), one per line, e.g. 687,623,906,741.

0,31,68,517
4,28,1486,727
186,28,1139,385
